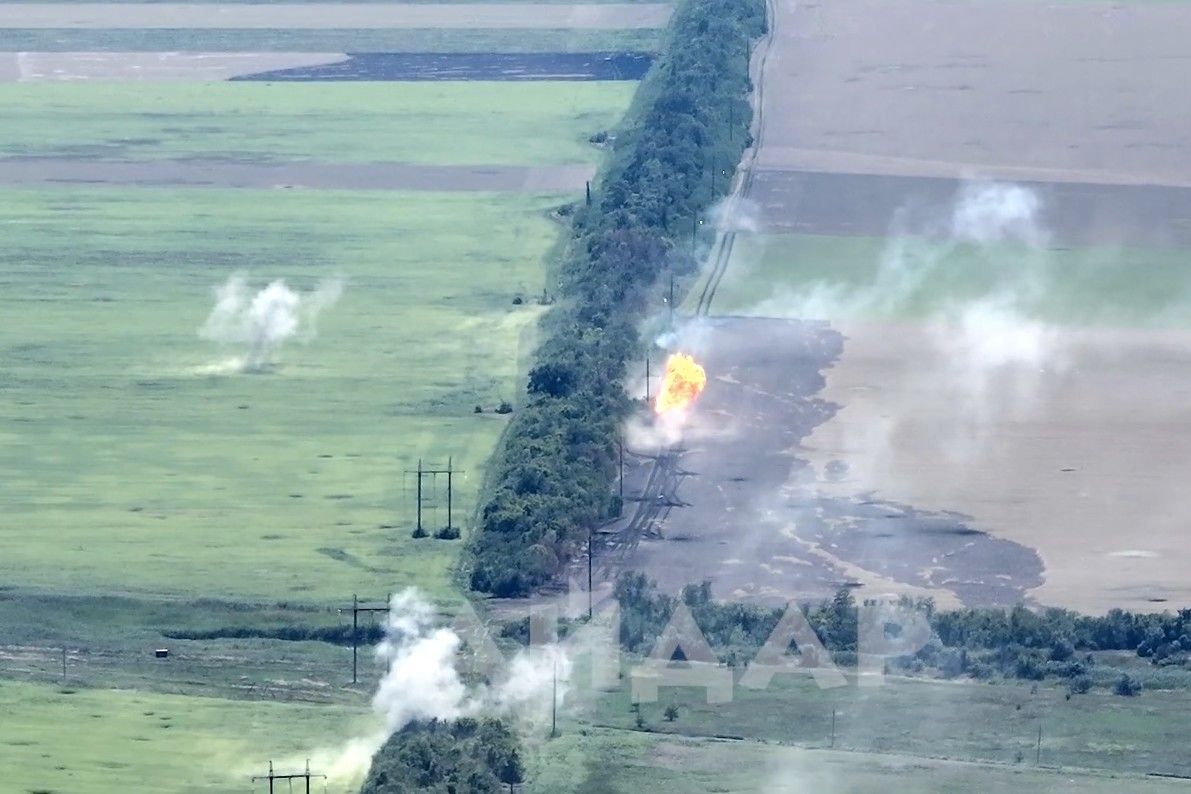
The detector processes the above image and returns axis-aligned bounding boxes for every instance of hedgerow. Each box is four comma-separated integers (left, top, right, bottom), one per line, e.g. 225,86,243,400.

467,0,767,596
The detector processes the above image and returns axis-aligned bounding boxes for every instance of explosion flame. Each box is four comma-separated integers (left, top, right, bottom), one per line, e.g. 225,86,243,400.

654,352,707,415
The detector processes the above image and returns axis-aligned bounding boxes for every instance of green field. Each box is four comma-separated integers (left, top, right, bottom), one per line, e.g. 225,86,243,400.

0,82,636,165
573,668,1191,778
527,726,1191,793
0,187,575,604
0,680,374,794
699,233,1191,327
0,68,642,794
0,27,661,52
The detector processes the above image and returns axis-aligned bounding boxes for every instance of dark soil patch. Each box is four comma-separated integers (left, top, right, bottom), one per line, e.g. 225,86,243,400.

234,51,652,81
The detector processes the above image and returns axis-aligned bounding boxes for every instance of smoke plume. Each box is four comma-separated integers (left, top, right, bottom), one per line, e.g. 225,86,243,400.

198,273,343,372
306,589,572,788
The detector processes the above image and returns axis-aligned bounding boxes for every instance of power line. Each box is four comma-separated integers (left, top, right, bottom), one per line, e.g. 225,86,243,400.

404,457,462,536
252,760,325,794
345,592,390,685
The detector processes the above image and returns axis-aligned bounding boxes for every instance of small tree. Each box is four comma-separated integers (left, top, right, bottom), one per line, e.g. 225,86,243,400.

1114,673,1142,697
664,704,679,722
499,750,523,793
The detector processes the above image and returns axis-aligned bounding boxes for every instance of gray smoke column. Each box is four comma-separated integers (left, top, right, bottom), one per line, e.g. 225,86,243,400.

198,273,343,372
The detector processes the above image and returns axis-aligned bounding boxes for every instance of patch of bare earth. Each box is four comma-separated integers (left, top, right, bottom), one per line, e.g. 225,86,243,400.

758,0,1191,186
803,322,1191,613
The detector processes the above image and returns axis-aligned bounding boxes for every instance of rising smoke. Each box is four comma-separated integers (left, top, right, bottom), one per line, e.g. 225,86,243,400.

307,588,572,788
792,180,1069,475
198,273,344,372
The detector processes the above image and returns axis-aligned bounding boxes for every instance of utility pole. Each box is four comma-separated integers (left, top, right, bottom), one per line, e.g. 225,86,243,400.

668,271,675,328
348,594,390,685
587,528,594,620
585,181,591,207
618,439,625,500
60,648,66,683
644,354,651,403
551,657,558,738
830,708,836,748
253,760,325,794
405,458,462,536
1036,721,1043,765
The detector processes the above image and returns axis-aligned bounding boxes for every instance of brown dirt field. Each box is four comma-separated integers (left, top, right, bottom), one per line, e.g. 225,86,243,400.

650,0,1191,615
803,322,1191,614
757,0,1191,186
0,3,672,29
0,51,347,81
610,318,1043,609
0,157,596,190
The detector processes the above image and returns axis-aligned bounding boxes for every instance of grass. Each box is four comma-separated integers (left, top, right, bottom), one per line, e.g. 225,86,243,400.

0,680,374,794
0,82,636,165
526,726,1191,793
0,27,662,51
576,667,1191,777
0,0,664,4
698,233,1191,327
0,187,573,605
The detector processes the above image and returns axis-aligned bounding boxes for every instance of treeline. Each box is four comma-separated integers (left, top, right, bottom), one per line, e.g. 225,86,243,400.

163,623,384,646
614,573,1191,692
468,0,766,597
359,718,523,793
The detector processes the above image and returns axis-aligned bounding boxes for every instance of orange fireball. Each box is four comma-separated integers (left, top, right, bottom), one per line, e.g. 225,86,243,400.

655,352,707,415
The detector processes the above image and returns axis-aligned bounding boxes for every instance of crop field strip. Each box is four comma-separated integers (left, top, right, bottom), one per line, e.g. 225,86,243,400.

0,2,673,28
0,50,654,81
0,27,663,52
0,158,599,189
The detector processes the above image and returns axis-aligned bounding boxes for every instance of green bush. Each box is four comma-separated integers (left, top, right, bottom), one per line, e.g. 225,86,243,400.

359,718,522,794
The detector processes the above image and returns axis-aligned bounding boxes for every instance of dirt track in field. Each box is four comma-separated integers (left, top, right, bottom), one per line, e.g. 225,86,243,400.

0,157,596,190
0,3,672,29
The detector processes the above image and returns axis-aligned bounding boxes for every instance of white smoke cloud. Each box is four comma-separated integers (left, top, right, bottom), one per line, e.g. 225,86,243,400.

305,589,573,789
198,273,343,372
950,180,1047,247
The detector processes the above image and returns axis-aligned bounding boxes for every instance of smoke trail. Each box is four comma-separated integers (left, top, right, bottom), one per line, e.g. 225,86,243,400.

198,273,343,372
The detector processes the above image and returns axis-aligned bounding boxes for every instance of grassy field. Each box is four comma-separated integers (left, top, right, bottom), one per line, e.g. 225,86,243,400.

0,82,635,165
0,28,662,51
526,726,1191,793
0,51,640,792
698,233,1191,327
0,680,374,794
574,668,1191,778
0,187,576,605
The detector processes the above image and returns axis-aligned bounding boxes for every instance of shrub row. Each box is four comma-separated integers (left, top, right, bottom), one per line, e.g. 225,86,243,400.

468,0,767,596
611,573,1191,689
